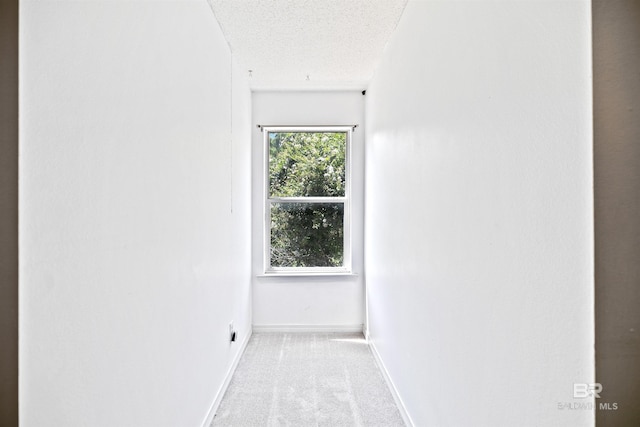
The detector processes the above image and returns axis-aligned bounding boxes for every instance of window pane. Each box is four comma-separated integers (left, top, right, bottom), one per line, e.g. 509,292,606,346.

270,202,344,268
269,132,346,197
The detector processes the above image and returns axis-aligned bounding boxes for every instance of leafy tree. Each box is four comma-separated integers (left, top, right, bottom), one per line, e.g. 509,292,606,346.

268,132,346,267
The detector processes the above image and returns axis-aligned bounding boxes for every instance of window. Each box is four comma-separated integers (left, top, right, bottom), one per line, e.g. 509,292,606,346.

263,127,352,274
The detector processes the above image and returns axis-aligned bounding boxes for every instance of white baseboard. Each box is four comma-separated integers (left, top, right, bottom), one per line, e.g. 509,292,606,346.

252,324,364,333
368,339,415,427
201,328,252,427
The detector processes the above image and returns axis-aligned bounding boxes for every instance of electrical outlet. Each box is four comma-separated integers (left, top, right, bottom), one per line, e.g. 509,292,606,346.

229,322,236,343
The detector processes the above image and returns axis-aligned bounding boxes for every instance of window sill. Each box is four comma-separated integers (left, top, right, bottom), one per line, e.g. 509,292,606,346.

257,271,357,278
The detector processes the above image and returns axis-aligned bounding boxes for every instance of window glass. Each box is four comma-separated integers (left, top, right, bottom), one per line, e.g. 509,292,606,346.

270,202,344,268
269,132,346,198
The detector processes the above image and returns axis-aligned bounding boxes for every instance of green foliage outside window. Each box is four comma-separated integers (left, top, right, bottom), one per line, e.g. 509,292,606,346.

268,132,346,268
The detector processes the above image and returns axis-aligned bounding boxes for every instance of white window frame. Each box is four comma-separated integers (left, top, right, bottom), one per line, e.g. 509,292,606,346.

263,126,352,275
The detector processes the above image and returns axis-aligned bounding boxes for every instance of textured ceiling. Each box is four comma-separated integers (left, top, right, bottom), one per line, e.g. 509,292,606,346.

207,0,408,90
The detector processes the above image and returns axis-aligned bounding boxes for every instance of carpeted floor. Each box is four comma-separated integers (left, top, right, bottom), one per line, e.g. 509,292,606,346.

211,332,405,427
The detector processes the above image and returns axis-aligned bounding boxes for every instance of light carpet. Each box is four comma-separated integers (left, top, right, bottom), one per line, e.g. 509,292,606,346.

212,332,405,427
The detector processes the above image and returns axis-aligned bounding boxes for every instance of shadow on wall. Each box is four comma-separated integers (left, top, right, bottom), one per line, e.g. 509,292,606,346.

0,0,19,425
593,0,640,426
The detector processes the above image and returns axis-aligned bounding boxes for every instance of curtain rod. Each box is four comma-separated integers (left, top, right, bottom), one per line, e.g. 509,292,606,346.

256,124,358,132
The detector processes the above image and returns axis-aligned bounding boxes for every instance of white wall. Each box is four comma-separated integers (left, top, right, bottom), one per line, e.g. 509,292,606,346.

251,91,365,329
365,1,593,426
19,1,252,426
